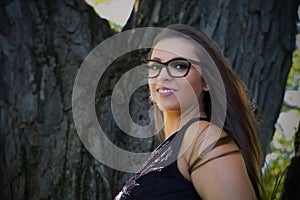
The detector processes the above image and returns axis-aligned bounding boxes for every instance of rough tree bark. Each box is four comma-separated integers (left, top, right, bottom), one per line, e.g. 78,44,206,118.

0,0,117,199
0,0,298,200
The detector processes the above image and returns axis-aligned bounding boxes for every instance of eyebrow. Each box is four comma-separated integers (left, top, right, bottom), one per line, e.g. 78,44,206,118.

151,57,161,61
147,57,202,66
150,57,187,62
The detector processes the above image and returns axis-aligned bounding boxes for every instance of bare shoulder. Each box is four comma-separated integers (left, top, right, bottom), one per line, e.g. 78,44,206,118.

182,123,256,199
180,121,228,163
179,120,211,161
177,120,211,181
179,122,256,199
190,148,256,199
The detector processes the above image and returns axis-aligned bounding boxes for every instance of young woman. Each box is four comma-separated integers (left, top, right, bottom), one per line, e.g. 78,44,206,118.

115,24,264,200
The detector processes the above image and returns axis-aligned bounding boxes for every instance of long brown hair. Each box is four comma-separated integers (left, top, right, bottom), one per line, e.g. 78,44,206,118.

150,24,264,199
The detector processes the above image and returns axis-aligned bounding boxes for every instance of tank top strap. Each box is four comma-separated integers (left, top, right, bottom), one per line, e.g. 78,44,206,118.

199,135,234,157
168,117,209,160
178,117,209,135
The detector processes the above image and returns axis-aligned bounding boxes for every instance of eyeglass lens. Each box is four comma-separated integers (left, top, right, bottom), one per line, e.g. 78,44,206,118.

141,59,190,78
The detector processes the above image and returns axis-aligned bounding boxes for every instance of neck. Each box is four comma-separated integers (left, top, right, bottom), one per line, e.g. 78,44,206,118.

163,112,181,139
163,105,206,140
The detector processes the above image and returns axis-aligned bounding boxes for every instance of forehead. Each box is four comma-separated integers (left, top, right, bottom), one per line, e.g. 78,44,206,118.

151,37,199,61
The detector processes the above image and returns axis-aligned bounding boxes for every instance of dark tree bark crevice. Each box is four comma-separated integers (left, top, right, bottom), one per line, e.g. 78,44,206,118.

0,0,116,199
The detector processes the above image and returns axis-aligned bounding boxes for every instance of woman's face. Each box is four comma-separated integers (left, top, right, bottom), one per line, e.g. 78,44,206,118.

148,37,208,113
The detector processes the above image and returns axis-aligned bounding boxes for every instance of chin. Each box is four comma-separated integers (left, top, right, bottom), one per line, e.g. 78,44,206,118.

157,104,181,112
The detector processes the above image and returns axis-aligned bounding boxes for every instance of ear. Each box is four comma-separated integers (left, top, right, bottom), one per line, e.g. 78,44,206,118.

203,84,209,92
148,91,154,102
201,76,209,92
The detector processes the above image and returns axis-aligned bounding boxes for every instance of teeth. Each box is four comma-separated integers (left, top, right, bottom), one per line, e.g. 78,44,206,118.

158,89,174,93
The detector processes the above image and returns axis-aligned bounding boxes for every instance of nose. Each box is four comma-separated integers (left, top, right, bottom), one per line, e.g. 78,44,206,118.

157,67,171,81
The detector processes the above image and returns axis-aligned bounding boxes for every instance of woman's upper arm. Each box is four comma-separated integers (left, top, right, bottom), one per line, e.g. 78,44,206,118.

190,146,257,200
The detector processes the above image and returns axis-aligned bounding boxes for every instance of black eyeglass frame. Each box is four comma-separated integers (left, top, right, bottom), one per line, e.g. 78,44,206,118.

140,57,192,79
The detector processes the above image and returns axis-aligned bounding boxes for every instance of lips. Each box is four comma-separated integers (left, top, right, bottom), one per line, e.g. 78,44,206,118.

158,89,175,93
156,87,176,97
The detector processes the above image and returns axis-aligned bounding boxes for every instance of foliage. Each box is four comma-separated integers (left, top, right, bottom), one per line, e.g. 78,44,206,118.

262,38,300,199
95,0,114,5
263,128,295,199
286,49,300,91
108,20,122,32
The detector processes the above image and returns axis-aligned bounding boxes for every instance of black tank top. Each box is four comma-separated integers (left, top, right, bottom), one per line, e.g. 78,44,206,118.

115,117,207,200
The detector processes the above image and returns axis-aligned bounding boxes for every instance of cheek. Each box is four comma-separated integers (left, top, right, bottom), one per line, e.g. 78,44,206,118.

186,72,205,97
148,83,156,96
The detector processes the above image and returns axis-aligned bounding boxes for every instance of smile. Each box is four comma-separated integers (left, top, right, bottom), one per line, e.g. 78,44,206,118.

156,87,177,97
158,89,175,94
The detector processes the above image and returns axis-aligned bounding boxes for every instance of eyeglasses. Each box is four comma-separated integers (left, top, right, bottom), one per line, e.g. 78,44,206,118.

140,57,191,78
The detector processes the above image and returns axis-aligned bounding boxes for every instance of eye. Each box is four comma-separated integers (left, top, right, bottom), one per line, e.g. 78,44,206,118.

171,61,189,70
146,62,162,70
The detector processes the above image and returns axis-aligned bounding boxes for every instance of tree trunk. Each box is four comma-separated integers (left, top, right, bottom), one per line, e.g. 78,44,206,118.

0,0,117,199
125,0,299,155
0,0,298,200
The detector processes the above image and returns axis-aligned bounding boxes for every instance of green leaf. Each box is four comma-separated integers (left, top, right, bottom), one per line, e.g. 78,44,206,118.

286,47,300,90
94,0,112,5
